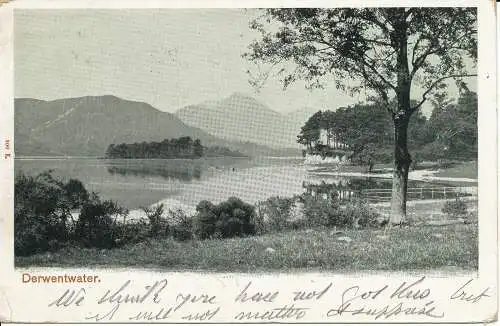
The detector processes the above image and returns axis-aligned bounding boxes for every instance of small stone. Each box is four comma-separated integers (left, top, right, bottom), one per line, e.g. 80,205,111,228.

432,233,444,238
376,235,389,240
265,247,276,254
337,236,352,243
330,230,344,236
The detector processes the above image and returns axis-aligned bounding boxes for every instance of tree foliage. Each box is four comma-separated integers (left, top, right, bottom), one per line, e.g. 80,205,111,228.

297,91,476,169
246,7,477,223
105,137,245,159
423,90,477,160
246,8,476,107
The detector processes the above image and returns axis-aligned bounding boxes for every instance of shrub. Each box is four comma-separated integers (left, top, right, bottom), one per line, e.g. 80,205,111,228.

257,196,296,232
143,204,169,237
442,198,468,219
194,200,218,239
302,194,380,228
335,199,380,228
73,194,128,249
15,170,148,255
251,211,267,235
114,221,150,246
64,178,90,209
213,197,256,238
302,194,340,227
416,141,448,162
14,171,73,256
193,197,256,239
169,209,193,241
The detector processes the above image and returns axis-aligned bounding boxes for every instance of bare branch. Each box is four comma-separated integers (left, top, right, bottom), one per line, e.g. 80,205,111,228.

410,34,426,67
363,38,393,47
410,74,477,112
356,52,397,92
405,8,415,19
246,58,285,92
351,61,394,115
410,36,472,80
409,13,474,79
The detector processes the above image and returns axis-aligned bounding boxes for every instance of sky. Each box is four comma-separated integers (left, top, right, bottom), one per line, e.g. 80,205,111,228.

14,9,476,116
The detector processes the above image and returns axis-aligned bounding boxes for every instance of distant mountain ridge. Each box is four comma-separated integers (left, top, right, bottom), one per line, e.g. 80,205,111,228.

175,92,319,149
15,95,301,157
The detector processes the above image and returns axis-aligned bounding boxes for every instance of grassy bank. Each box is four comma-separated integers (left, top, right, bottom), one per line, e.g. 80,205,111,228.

433,161,477,179
16,222,477,272
311,161,478,178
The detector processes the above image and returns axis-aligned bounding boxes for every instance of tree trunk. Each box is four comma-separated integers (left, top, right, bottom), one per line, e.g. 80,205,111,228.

390,9,412,225
390,116,411,225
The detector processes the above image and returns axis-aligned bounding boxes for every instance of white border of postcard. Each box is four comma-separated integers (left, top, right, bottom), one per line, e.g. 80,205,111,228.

0,0,497,324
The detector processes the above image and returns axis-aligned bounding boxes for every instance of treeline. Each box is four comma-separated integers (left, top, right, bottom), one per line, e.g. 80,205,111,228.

105,137,246,159
298,91,477,168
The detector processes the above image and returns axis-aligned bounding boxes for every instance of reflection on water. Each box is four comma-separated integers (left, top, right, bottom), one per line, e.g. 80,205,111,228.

302,177,473,202
15,157,305,209
107,163,203,181
15,157,468,211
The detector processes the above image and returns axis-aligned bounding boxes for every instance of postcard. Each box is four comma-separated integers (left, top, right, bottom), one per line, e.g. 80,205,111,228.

0,0,497,323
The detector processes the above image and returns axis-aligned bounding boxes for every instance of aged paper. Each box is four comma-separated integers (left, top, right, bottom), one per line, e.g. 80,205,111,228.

0,0,497,323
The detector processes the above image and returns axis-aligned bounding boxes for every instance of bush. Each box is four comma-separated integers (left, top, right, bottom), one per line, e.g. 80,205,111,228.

14,171,73,256
335,199,380,228
215,197,256,238
416,141,447,162
302,194,380,228
442,198,468,219
194,200,218,239
114,221,150,246
193,197,256,239
257,196,296,232
251,209,267,235
143,204,169,237
302,194,340,227
169,209,193,241
73,194,128,249
15,170,149,255
64,178,90,209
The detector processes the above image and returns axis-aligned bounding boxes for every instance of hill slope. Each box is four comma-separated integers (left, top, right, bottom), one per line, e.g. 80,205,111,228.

176,93,315,149
15,95,299,157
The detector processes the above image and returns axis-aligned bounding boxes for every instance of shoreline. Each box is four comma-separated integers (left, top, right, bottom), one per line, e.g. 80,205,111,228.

124,167,477,224
307,168,478,184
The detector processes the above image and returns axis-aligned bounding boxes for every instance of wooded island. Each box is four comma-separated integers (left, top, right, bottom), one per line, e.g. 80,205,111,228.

105,137,246,159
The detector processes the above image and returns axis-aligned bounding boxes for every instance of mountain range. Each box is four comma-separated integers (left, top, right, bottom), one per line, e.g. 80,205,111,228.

15,94,314,157
176,92,317,149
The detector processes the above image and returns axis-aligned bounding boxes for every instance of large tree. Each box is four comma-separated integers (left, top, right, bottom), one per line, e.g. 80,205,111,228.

245,8,477,224
335,102,393,171
424,90,478,160
297,110,323,150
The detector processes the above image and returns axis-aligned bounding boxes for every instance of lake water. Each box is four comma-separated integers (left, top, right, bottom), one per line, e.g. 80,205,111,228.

15,157,461,213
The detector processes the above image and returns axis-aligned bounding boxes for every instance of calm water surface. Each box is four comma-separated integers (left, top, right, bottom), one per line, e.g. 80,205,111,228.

15,157,450,211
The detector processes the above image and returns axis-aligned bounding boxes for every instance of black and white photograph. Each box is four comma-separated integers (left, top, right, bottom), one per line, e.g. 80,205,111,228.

0,0,497,323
